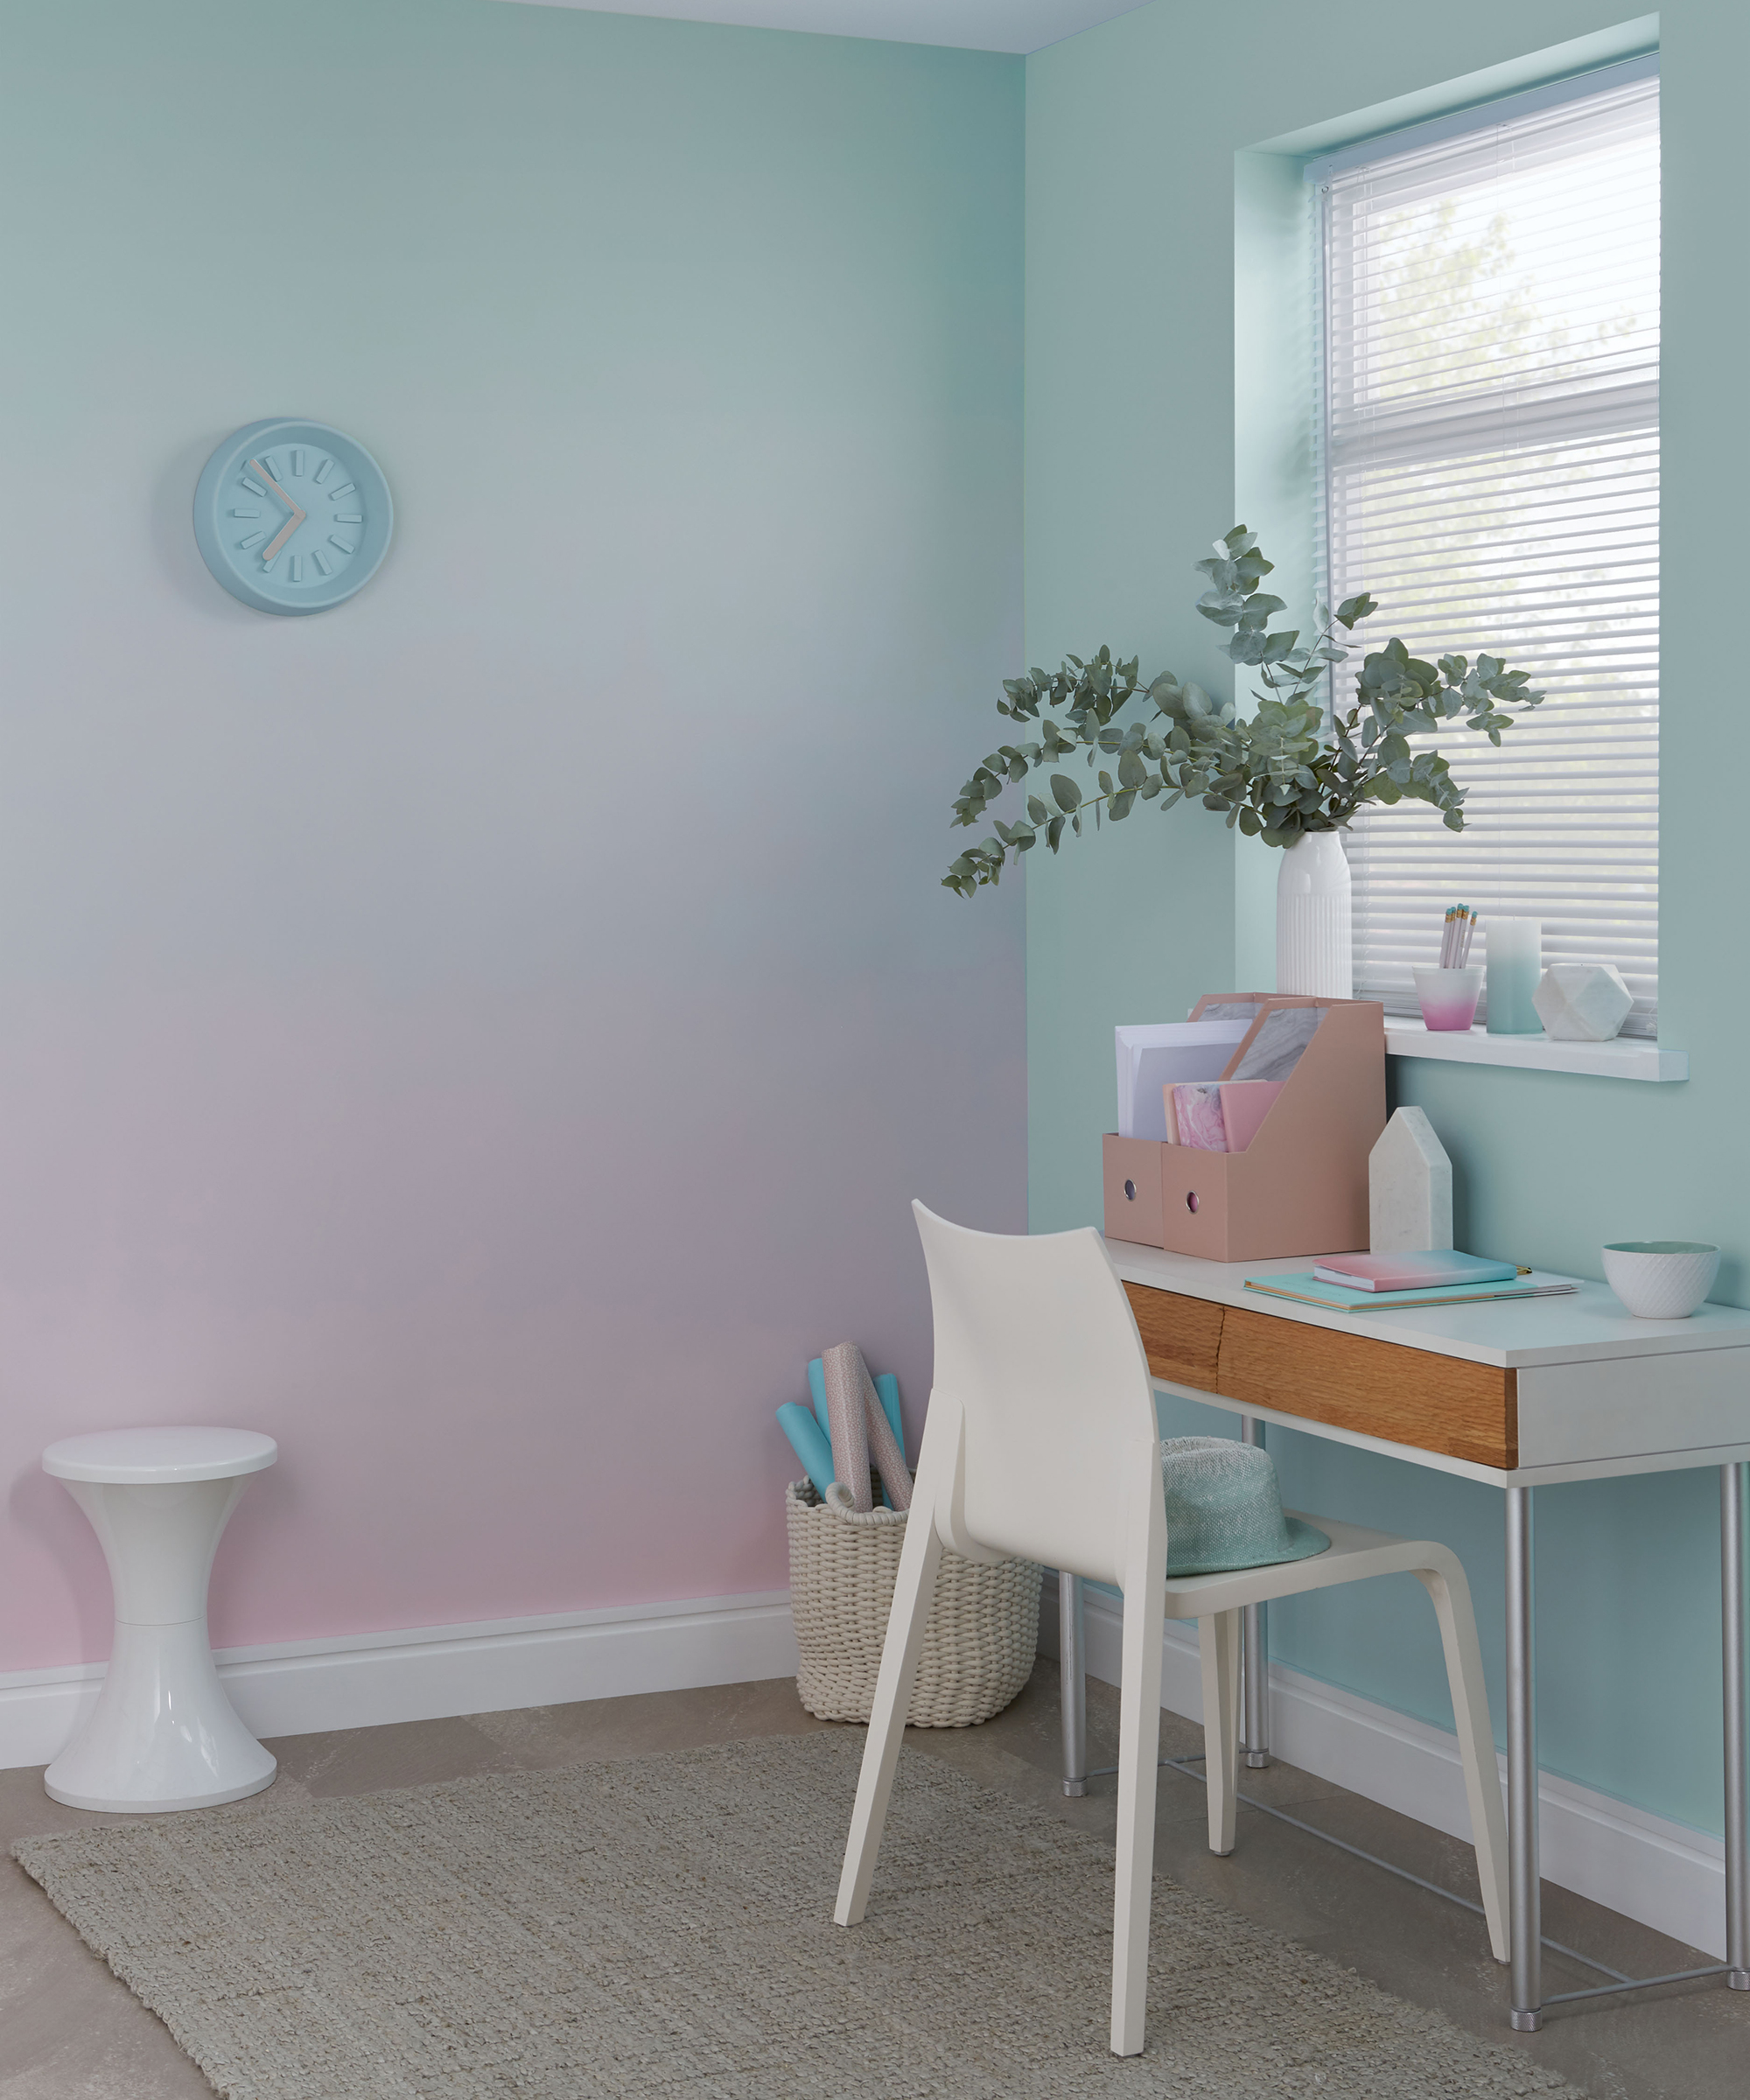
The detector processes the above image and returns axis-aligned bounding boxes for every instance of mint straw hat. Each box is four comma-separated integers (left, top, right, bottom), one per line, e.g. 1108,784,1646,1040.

1161,1436,1330,1577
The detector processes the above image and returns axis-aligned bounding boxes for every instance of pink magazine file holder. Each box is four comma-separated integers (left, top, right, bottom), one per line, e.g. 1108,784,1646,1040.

1102,993,1386,1263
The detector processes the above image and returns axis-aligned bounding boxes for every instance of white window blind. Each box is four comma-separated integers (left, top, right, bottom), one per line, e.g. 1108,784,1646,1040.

1315,60,1660,1032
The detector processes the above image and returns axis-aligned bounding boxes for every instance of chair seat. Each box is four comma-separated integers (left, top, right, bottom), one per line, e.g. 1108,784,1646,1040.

1161,1512,1459,1619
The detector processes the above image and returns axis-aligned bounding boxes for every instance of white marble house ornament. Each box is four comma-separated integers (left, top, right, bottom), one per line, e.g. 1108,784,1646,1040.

1532,962,1634,1042
1369,1107,1454,1255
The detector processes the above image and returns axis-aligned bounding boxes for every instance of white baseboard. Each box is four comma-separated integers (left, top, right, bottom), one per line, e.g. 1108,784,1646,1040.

1039,1572,1728,1962
14,1573,1725,1964
0,1591,800,1773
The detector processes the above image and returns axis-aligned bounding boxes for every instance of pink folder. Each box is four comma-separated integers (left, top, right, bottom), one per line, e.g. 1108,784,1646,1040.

1218,1080,1284,1152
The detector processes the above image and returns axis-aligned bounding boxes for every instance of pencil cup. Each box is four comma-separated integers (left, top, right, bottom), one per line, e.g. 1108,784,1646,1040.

1413,966,1483,1032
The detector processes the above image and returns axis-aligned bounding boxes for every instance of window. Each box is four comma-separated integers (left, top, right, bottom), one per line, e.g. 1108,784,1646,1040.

1313,58,1660,1032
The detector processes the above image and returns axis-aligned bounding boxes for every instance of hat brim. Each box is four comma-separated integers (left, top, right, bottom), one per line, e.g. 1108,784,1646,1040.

1166,1515,1332,1579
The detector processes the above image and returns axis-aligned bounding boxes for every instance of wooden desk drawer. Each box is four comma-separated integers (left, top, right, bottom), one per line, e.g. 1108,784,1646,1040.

1124,1283,1517,1470
1124,1282,1225,1392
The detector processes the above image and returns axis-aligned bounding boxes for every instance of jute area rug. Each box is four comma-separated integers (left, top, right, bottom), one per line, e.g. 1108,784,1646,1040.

16,1731,1576,2100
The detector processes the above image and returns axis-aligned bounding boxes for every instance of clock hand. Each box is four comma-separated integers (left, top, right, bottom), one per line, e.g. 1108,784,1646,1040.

248,458,307,562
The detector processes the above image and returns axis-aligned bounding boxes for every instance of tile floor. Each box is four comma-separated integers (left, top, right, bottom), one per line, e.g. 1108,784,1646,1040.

4,1662,1746,2097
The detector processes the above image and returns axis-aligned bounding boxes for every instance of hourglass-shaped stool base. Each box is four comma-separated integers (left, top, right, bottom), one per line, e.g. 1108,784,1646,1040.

42,1428,278,1813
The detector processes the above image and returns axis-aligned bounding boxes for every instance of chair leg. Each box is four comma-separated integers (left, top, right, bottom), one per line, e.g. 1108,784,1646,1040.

833,1406,952,1928
1110,1452,1168,2057
1417,1562,1511,1964
1199,1610,1241,1857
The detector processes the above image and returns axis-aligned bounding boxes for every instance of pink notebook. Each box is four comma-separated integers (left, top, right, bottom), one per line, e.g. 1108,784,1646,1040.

1312,1251,1519,1292
1170,1082,1228,1150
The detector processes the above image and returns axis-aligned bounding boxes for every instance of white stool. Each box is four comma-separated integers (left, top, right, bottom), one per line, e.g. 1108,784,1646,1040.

42,1427,279,1812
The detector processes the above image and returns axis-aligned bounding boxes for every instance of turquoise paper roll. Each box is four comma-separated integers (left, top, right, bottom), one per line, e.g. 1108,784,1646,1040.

775,1403,836,1499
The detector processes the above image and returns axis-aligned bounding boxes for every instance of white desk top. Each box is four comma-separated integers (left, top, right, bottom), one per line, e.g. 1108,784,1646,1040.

1105,1239,1750,1371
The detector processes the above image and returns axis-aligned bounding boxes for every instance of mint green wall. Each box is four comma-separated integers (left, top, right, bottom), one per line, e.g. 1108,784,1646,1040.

1026,2,1750,1837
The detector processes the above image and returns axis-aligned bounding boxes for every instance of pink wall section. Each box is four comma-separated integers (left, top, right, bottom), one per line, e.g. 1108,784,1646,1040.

0,957,1017,1671
3,964,1024,1671
0,4,1026,1674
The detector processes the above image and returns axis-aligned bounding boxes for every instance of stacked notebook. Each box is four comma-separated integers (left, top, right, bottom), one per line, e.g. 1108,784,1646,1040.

1245,1250,1578,1314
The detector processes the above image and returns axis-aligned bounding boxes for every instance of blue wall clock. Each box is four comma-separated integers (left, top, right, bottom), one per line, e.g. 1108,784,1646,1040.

193,418,393,615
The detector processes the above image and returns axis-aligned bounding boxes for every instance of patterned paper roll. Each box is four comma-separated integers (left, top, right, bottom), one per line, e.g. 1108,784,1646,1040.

872,1373,905,1465
821,1342,872,1512
856,1354,913,1510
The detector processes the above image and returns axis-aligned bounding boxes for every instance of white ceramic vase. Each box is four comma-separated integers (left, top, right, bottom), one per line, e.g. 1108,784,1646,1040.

1275,830,1353,998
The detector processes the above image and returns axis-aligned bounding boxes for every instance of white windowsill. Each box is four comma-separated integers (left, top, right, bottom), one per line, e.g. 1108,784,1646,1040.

1384,1018,1685,1082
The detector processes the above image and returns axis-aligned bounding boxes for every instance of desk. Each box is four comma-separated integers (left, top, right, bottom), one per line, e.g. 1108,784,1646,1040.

1096,1237,1750,2030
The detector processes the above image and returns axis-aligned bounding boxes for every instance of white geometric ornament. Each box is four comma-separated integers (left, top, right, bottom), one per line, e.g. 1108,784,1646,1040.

1368,1107,1454,1255
1532,963,1634,1042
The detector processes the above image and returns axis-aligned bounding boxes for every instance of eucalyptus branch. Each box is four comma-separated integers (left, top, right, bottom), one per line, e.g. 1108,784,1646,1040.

943,525,1544,897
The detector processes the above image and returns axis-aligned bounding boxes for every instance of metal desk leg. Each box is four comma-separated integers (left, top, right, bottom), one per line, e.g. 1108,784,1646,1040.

1240,1417,1270,1768
1507,1484,1542,2030
1723,1464,1750,1990
1060,1572,1088,1797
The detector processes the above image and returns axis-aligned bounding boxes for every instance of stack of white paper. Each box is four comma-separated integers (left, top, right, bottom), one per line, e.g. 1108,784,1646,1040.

1115,1021,1251,1142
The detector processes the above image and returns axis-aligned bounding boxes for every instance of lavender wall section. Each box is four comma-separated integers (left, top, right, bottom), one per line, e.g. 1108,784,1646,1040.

0,0,1026,1670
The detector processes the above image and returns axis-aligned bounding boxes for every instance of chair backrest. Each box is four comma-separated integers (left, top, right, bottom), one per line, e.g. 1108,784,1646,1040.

913,1201,1160,1587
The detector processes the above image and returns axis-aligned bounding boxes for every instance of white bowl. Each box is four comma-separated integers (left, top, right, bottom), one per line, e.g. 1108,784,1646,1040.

1601,1242,1720,1320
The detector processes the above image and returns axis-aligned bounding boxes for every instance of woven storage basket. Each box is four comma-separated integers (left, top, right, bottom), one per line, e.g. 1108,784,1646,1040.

786,1480,1041,1727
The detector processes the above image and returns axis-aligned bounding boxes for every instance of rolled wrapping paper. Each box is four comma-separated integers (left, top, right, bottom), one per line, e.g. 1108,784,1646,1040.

774,1402,836,1499
810,1356,905,1460
872,1373,904,1463
804,1354,911,1506
821,1342,873,1511
853,1353,913,1510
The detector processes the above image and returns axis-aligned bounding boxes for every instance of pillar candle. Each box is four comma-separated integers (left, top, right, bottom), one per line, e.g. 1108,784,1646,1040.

1485,918,1543,1035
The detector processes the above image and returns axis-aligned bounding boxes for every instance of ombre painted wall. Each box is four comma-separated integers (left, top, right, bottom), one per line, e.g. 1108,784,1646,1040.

1025,0,1750,1838
0,0,1026,1670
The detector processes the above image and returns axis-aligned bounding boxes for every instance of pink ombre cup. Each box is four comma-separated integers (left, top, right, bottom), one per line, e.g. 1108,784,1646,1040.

1413,965,1483,1032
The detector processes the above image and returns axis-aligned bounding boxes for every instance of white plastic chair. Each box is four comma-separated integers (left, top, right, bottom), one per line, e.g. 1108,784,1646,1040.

834,1205,1508,2057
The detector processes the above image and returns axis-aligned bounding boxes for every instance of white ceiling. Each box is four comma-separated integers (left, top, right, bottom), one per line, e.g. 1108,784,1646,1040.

501,0,1154,56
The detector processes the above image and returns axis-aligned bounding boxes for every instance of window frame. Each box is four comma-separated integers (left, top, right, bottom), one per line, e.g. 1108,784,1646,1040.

1307,53,1661,1035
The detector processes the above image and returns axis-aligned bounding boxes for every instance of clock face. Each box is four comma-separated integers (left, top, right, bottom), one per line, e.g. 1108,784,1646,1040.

192,418,392,615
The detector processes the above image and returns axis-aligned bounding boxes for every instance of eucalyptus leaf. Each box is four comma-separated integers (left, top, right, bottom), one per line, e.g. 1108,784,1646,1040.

940,525,1544,891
